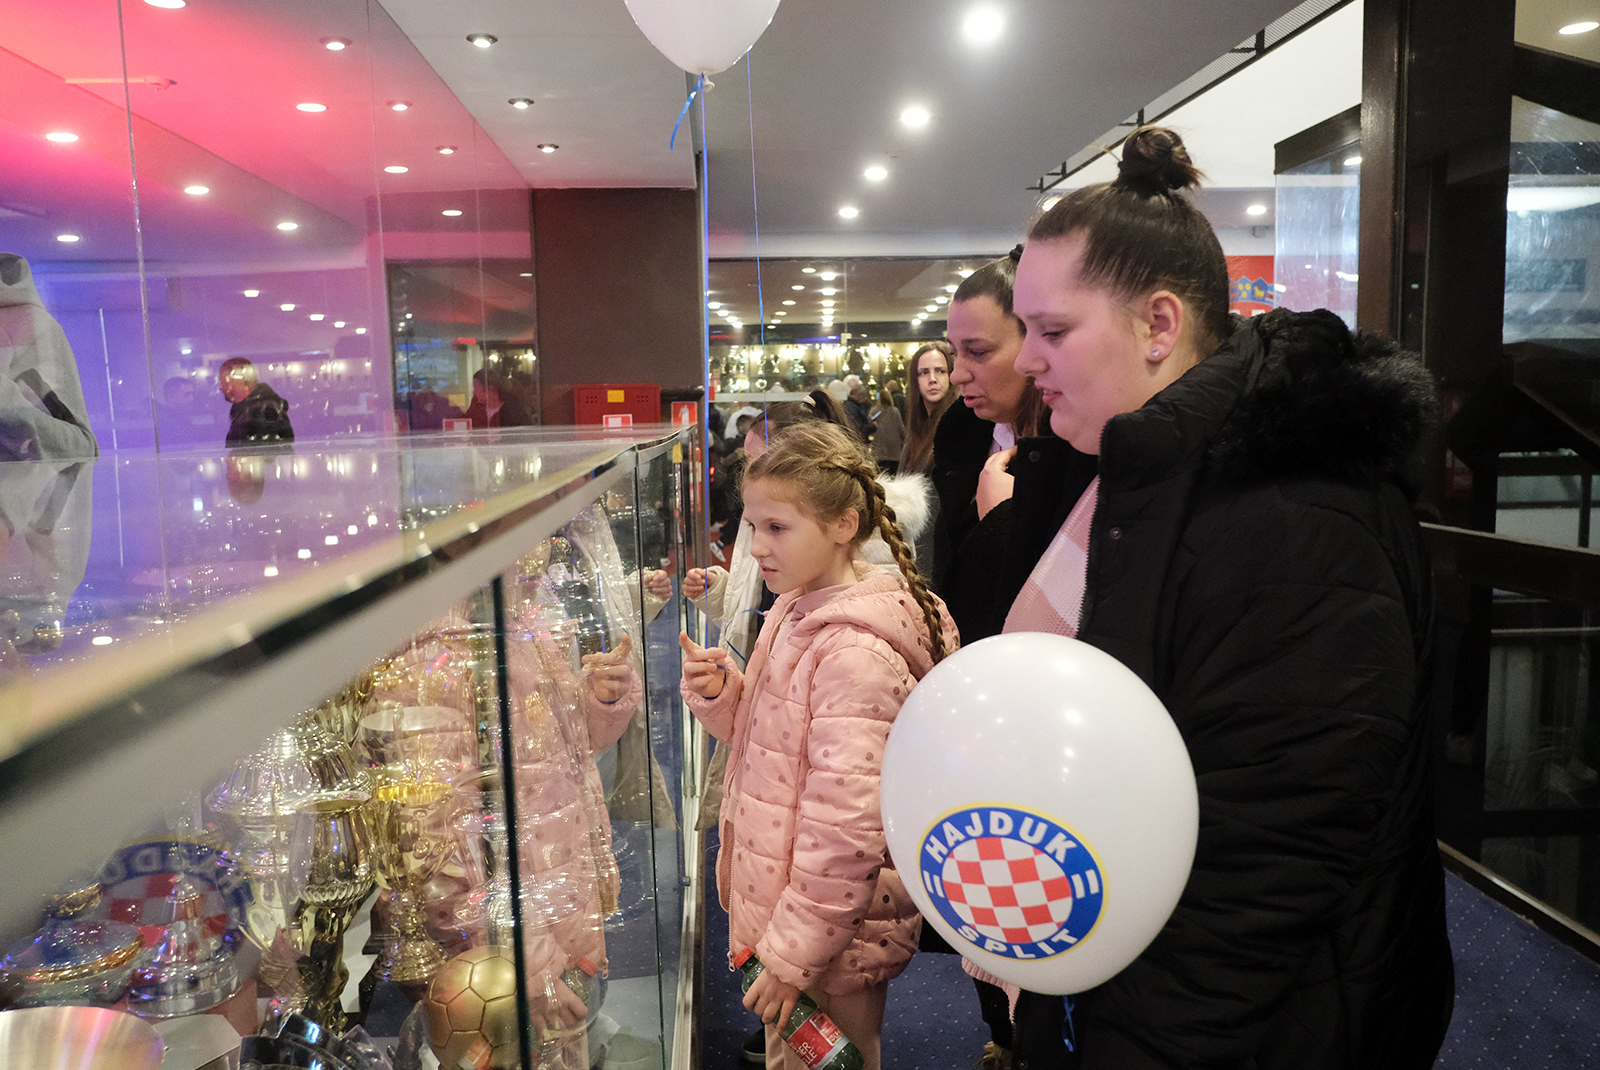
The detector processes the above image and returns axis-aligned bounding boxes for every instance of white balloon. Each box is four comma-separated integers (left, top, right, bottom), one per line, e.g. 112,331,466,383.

623,0,784,76
882,632,1197,995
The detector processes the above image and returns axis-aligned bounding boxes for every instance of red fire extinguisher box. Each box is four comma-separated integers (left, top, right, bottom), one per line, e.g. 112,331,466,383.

573,383,661,427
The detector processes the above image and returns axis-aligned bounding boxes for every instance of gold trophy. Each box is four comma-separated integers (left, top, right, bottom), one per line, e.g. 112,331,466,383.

366,767,456,984
289,792,374,1031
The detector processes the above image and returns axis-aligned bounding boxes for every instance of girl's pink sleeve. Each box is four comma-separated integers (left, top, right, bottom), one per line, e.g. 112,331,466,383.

758,636,901,987
681,665,744,744
585,667,641,751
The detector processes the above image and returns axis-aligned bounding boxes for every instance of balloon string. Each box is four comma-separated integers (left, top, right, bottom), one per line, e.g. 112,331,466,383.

698,74,714,589
747,55,765,350
670,72,707,150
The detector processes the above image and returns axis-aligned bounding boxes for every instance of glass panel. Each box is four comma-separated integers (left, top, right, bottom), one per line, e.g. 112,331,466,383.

1274,144,1361,326
0,0,147,451
1481,836,1600,931
1515,6,1600,66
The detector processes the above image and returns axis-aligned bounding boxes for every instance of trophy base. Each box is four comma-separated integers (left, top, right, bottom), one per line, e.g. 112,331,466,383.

373,938,447,984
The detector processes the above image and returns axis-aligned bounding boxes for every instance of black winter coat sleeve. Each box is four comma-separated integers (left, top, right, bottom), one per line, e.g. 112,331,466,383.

1077,480,1431,1069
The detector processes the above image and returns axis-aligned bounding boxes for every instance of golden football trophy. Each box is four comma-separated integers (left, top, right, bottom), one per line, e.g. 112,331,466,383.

423,945,520,1069
291,792,374,1031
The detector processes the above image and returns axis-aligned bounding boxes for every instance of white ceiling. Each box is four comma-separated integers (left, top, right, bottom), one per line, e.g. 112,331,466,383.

383,0,1313,256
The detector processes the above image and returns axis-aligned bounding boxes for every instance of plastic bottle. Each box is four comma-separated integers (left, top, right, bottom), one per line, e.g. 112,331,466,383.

734,948,864,1070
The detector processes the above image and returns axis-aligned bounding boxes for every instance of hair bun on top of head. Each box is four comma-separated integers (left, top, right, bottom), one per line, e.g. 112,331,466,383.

1116,126,1203,197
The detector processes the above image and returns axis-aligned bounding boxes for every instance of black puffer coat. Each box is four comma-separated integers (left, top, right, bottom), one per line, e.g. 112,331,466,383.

226,383,294,446
997,310,1454,1070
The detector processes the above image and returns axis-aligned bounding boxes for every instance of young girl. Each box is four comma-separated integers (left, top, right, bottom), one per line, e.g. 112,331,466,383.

680,421,957,1070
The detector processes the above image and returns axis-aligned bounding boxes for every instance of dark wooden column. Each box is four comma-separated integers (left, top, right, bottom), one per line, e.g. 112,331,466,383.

531,188,702,425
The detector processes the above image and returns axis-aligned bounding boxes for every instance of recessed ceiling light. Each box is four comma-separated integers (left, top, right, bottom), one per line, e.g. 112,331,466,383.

45,131,79,143
782,300,796,306
838,205,859,219
775,311,787,316
389,101,410,112
926,304,938,312
356,327,367,334
1344,155,1362,166
864,165,888,181
958,268,974,278
277,221,298,231
56,233,80,243
538,144,558,153
1560,21,1599,34
708,301,721,309
183,184,209,195
819,287,838,296
1246,204,1267,216
519,272,532,277
334,321,346,327
384,165,408,173
296,102,327,112
144,0,186,8
791,284,805,291
280,303,296,311
243,289,260,297
309,313,325,321
509,98,534,109
935,296,949,304
821,299,836,307
322,37,351,51
900,105,931,129
1041,196,1061,211
438,146,457,155
944,284,958,293
468,33,498,47
802,267,816,274
963,5,1005,45
441,209,463,217
819,270,839,281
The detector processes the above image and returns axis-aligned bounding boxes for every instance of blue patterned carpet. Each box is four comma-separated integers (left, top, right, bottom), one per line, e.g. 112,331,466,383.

697,856,1600,1069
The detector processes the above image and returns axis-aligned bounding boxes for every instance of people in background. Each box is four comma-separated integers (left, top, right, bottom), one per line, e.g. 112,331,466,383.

989,126,1452,1069
900,341,954,476
842,374,874,443
464,368,533,428
680,421,956,1070
217,356,293,447
869,388,905,475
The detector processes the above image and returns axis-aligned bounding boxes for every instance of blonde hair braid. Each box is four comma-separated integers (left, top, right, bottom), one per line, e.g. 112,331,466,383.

745,421,949,663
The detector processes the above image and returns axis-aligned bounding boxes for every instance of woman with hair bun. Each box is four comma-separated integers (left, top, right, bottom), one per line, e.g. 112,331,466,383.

985,127,1452,1069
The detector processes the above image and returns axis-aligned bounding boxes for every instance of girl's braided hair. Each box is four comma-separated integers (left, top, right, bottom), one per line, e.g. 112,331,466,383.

744,421,948,664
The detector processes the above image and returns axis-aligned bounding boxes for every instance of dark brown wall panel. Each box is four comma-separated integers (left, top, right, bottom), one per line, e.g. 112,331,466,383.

531,188,702,425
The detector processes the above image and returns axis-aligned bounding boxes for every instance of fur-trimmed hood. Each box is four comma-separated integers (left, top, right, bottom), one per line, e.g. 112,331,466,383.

1101,308,1436,493
1211,309,1436,483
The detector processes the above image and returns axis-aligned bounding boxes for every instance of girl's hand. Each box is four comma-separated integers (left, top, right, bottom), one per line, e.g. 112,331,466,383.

640,569,672,602
977,445,1018,520
679,631,729,698
743,969,803,1028
581,635,633,703
683,567,709,601
529,976,588,1032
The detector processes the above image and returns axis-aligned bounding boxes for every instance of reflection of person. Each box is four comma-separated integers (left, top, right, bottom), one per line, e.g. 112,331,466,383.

403,380,461,431
899,342,953,475
463,369,534,428
680,422,957,1070
993,127,1452,1068
218,357,294,446
0,254,97,462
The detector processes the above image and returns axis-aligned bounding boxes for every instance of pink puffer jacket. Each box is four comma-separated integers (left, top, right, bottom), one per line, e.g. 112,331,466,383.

684,560,959,995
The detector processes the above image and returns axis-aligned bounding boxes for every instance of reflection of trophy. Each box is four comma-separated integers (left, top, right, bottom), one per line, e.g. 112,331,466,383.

290,793,373,1032
367,769,454,983
207,716,366,958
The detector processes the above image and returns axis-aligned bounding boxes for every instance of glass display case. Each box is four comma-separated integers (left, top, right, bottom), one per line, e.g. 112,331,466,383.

0,426,706,1070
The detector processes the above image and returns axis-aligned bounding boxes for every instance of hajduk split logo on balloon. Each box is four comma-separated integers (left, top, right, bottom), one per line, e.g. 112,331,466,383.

918,803,1104,961
882,632,1198,995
